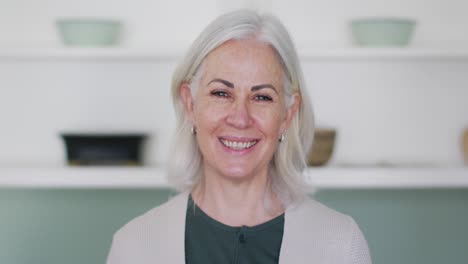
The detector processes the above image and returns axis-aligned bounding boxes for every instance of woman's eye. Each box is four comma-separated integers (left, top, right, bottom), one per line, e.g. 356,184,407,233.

254,95,273,101
210,90,229,98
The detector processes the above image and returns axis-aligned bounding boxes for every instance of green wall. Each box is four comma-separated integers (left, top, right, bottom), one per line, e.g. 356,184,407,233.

1,188,467,264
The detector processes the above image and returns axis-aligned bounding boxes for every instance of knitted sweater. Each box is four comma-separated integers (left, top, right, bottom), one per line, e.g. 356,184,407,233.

107,192,371,264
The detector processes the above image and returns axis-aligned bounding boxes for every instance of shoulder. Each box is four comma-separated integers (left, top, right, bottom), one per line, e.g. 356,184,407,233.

113,192,187,239
286,197,363,240
286,197,355,228
281,197,372,263
106,192,188,264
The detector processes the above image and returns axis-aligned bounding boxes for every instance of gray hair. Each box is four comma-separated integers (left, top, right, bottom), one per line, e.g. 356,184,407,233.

168,9,314,207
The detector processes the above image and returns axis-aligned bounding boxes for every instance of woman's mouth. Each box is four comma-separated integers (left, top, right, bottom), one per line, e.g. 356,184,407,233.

219,138,258,150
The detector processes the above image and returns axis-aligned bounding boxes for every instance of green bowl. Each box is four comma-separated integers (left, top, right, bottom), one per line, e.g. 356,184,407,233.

56,19,121,46
351,18,416,46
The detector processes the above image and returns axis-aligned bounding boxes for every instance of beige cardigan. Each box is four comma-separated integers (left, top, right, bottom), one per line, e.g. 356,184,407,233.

107,192,371,264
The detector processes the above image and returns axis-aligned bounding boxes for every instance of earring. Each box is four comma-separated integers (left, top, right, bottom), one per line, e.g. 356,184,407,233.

278,133,284,142
191,126,197,135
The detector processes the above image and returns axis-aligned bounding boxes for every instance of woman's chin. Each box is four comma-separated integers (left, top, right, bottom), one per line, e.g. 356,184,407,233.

216,166,264,182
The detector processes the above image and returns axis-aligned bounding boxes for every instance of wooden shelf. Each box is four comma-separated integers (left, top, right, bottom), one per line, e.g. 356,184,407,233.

2,47,468,60
0,166,467,189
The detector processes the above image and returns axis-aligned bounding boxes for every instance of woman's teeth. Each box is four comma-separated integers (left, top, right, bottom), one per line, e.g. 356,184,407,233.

220,139,257,150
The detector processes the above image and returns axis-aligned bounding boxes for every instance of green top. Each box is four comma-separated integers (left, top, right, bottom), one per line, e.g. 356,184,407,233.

185,195,285,264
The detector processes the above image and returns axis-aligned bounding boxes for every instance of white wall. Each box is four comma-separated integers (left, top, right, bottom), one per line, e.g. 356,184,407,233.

303,58,468,166
0,0,219,49
1,57,467,167
0,59,177,166
273,0,468,48
2,0,468,49
0,0,467,167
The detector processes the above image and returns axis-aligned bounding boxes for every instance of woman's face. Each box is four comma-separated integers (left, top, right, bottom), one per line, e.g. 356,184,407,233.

181,39,300,182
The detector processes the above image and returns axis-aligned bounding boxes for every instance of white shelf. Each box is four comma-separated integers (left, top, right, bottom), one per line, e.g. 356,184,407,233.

0,166,167,189
2,47,468,60
299,48,468,60
0,166,467,189
306,167,468,189
0,48,181,60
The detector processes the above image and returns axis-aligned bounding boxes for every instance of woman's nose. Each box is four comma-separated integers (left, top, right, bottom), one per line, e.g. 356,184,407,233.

225,99,253,128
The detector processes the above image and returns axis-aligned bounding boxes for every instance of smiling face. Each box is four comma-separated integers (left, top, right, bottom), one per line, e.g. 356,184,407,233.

180,39,300,183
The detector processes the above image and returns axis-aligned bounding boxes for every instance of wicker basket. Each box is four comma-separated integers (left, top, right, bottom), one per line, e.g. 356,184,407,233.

307,128,336,166
463,128,468,165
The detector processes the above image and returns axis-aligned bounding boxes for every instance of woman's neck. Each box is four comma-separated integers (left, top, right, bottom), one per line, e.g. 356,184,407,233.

191,169,284,227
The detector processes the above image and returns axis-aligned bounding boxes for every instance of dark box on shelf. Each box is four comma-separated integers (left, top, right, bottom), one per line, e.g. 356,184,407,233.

61,133,147,166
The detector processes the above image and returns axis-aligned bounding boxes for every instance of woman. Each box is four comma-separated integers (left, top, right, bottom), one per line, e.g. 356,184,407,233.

107,9,371,264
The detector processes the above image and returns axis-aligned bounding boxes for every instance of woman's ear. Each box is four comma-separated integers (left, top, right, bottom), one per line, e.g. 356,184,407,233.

180,83,195,122
281,93,301,132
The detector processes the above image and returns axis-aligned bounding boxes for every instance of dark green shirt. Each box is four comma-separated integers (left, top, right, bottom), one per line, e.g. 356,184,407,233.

185,196,284,264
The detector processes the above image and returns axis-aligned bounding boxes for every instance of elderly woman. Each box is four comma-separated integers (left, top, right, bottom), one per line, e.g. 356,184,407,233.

107,9,371,264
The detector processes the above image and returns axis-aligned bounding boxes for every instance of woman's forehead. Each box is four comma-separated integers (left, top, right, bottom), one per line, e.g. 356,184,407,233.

201,39,284,85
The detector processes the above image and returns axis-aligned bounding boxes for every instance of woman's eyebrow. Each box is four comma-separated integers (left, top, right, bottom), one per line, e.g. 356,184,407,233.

208,78,278,94
207,78,234,88
251,84,278,94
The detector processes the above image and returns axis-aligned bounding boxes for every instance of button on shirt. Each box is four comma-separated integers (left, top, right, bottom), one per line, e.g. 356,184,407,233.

185,196,285,264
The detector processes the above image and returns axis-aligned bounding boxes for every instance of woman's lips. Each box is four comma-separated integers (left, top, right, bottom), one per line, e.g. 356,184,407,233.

219,138,258,150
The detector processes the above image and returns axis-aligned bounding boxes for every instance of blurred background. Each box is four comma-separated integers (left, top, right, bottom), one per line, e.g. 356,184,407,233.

0,0,467,263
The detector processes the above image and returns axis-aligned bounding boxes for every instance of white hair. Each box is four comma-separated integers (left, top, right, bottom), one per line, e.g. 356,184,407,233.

168,9,315,207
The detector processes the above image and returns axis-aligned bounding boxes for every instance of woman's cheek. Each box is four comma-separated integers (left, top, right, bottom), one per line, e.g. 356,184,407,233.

253,106,283,124
197,103,227,125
